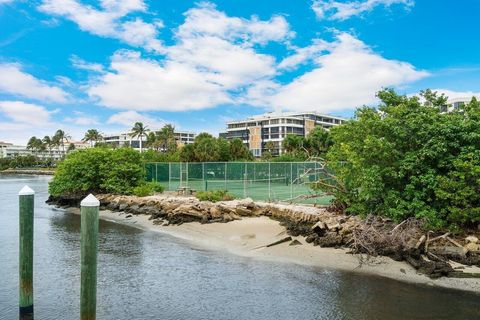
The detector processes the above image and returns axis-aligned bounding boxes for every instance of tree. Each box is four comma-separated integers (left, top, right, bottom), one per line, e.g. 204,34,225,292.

67,143,76,152
27,136,44,155
179,144,196,162
193,133,219,162
83,129,103,147
264,141,275,154
53,129,71,155
42,136,53,157
230,138,253,160
319,88,480,229
306,126,332,157
282,134,305,153
130,122,149,153
157,124,176,153
217,138,230,161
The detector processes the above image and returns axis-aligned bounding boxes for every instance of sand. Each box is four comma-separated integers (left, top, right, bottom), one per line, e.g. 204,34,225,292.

72,209,480,293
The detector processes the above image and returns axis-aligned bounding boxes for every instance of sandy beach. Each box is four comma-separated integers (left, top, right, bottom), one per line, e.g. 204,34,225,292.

68,208,480,293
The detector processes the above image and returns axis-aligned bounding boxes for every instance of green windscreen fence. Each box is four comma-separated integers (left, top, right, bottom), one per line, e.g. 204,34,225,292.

145,162,334,204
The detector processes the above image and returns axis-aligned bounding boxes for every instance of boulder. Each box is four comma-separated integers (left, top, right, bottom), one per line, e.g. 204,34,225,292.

465,243,480,253
465,236,479,244
235,206,252,216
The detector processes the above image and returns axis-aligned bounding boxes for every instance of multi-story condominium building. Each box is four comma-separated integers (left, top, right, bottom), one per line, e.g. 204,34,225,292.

103,130,196,150
225,111,347,157
439,97,477,113
0,141,89,159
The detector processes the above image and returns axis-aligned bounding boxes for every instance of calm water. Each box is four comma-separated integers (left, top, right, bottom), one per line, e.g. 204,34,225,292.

0,175,479,320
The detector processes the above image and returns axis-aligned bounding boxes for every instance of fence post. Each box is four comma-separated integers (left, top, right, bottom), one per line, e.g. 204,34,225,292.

19,186,34,320
268,162,271,201
244,163,247,198
290,163,293,199
155,163,158,182
202,163,205,191
80,194,100,320
168,163,171,191
224,162,227,191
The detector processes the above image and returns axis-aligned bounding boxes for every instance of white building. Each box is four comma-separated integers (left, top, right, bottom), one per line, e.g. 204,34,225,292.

225,111,346,157
440,97,477,113
0,140,90,160
103,130,196,150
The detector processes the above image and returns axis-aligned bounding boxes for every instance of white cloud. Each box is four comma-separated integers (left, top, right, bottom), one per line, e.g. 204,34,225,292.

312,0,414,20
88,51,231,111
429,89,480,103
64,111,99,126
0,101,54,124
177,2,293,45
0,63,68,103
263,33,429,112
87,4,290,111
107,110,167,129
278,39,330,70
70,55,104,72
38,0,163,52
0,0,14,4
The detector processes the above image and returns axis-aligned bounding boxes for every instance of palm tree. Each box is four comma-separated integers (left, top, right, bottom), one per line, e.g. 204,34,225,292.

145,132,158,150
42,136,53,157
157,124,176,152
53,129,71,155
27,136,44,156
83,129,103,147
129,122,149,152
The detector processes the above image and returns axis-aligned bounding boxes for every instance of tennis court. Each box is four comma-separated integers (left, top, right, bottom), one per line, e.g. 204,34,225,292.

145,162,334,205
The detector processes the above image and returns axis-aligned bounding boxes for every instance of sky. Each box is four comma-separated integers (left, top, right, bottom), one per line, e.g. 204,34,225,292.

1,0,480,144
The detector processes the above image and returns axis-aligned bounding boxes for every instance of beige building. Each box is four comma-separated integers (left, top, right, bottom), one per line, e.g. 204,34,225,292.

0,140,89,159
225,111,346,157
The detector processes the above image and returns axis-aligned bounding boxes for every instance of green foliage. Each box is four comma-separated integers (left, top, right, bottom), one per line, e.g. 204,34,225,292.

142,149,180,162
133,182,165,197
0,156,55,170
196,190,235,202
280,127,332,160
176,133,253,162
321,88,480,229
49,147,145,196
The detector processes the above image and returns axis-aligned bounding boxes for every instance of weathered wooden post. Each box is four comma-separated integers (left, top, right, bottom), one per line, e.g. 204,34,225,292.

19,185,34,320
80,194,100,320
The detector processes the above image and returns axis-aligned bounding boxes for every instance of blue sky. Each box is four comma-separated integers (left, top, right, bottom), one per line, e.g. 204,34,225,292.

1,0,479,144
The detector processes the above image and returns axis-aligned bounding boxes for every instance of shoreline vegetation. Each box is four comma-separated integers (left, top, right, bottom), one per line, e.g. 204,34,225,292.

47,193,480,293
23,88,480,293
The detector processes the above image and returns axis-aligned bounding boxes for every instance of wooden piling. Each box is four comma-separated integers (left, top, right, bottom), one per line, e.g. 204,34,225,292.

80,194,100,320
19,185,34,320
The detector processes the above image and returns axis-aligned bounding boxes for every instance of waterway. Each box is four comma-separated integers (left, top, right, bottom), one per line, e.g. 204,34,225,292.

0,175,478,320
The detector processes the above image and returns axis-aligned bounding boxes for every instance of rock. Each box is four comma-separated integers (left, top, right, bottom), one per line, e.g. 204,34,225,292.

314,233,343,248
465,236,479,244
125,214,133,218
289,239,302,246
311,221,327,235
239,198,255,209
305,234,317,244
235,206,252,216
118,203,128,211
441,246,467,256
465,242,480,253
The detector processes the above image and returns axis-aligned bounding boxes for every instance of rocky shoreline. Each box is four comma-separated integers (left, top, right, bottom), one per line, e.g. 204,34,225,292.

1,169,55,175
47,193,480,280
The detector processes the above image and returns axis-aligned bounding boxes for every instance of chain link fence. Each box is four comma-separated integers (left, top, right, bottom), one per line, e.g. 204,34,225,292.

145,162,333,204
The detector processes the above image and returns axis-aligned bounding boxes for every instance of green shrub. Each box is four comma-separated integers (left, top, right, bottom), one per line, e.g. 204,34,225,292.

132,182,165,197
196,190,235,202
319,89,480,229
49,148,144,196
